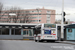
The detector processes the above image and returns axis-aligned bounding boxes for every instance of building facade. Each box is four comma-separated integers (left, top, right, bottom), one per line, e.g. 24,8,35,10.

0,7,55,24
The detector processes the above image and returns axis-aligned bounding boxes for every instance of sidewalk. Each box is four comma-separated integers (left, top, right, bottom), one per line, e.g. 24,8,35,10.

57,41,75,45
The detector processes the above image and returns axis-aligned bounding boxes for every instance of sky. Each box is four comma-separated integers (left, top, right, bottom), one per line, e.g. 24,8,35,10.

0,0,75,21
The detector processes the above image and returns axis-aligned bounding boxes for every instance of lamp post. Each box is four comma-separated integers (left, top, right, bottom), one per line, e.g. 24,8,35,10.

36,8,39,23
61,0,64,41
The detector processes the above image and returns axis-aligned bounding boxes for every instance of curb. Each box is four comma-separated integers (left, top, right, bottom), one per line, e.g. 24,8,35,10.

0,39,23,40
57,41,75,45
23,39,29,40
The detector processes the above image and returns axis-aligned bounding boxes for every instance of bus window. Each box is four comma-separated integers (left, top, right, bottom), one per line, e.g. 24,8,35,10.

44,24,56,28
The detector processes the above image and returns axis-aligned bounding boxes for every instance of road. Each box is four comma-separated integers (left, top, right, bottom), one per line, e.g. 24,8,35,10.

0,40,75,50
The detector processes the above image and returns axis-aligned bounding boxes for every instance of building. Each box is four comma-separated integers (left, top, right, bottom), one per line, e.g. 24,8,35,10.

0,7,55,24
70,21,75,24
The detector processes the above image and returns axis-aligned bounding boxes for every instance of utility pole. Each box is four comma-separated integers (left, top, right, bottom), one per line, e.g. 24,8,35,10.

61,0,64,41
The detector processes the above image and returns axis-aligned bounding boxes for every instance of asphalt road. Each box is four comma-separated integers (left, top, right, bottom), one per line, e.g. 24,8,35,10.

0,40,75,50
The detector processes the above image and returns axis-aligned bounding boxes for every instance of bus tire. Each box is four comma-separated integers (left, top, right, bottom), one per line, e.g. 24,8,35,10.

35,40,37,42
47,40,50,42
37,40,40,42
52,40,55,42
37,40,42,42
47,40,55,42
61,38,64,41
39,40,43,42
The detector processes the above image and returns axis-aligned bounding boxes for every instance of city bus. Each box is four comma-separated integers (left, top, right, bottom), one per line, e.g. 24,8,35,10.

34,23,58,42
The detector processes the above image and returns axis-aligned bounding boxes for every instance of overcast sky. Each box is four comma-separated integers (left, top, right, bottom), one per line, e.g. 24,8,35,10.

1,0,75,21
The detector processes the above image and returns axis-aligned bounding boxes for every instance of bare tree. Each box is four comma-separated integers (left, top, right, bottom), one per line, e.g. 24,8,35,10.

0,6,32,23
0,2,3,14
21,11,32,23
0,2,10,23
0,2,3,22
6,6,22,23
8,7,32,23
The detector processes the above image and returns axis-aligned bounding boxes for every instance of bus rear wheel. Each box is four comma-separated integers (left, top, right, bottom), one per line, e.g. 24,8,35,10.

35,40,37,42
47,40,50,42
37,40,43,42
51,40,55,42
47,40,55,42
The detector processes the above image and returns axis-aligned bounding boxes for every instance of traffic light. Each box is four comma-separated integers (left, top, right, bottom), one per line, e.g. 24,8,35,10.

63,12,66,16
63,12,66,22
63,18,65,22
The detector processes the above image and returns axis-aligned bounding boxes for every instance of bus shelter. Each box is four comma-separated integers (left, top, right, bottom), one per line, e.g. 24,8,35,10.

0,23,37,39
56,24,69,41
65,24,75,41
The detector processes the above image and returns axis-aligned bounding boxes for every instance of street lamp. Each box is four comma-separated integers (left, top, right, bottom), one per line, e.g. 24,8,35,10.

36,8,39,23
61,0,64,41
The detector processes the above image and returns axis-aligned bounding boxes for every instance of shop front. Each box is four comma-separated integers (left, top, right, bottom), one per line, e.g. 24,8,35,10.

0,23,37,39
23,29,34,40
0,25,23,39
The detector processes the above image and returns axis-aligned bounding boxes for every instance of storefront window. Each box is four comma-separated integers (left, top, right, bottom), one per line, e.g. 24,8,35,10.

23,29,33,36
23,30,26,35
11,29,21,35
11,29,15,35
0,29,2,35
15,29,21,35
29,30,32,36
2,29,9,35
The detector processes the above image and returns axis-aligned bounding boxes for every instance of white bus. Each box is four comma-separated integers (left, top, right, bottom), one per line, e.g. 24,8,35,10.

34,23,58,42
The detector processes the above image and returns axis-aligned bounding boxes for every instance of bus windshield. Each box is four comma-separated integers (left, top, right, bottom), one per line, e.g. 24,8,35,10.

44,24,56,28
